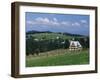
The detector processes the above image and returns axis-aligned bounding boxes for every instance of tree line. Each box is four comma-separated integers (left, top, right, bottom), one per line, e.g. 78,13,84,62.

26,36,89,55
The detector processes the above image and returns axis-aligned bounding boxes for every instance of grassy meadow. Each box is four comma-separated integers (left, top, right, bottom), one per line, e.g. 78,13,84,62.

26,49,89,67
27,32,85,40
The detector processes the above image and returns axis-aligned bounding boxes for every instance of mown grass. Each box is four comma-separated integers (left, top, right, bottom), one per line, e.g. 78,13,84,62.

26,49,89,67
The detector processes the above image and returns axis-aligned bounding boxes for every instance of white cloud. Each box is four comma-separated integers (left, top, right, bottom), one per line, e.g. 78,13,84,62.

27,17,88,28
53,18,58,22
27,21,38,25
61,21,70,26
27,21,33,24
72,22,81,27
51,21,60,26
35,17,50,23
80,20,87,24
27,17,60,26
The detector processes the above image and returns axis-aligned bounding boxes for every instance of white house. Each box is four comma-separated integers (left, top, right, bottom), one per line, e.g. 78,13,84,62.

34,38,39,41
69,41,82,51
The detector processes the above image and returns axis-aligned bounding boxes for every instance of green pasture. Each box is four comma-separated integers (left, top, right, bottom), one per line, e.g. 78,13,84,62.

26,49,89,67
29,33,84,40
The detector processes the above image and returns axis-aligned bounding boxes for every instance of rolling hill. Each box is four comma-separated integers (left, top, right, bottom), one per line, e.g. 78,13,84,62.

26,30,87,40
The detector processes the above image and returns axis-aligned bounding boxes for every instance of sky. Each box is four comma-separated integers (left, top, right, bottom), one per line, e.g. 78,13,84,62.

26,12,90,36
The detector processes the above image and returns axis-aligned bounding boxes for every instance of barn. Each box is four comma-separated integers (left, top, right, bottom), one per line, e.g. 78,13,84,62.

69,41,82,51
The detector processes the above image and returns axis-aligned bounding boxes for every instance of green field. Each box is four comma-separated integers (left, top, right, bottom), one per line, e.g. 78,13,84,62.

28,33,85,40
26,49,89,67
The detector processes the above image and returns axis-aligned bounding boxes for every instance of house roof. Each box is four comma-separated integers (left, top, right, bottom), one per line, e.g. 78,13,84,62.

70,41,82,47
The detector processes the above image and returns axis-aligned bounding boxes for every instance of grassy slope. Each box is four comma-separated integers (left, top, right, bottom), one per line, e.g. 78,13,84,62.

30,33,84,40
26,49,89,67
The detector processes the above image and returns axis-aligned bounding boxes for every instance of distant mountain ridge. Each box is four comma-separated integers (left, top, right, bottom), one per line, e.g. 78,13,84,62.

26,30,87,37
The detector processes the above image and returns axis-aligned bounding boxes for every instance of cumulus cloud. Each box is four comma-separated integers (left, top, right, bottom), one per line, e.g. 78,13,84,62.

27,17,60,26
53,18,58,22
27,17,88,28
80,20,87,24
35,17,50,23
72,22,81,26
61,21,70,26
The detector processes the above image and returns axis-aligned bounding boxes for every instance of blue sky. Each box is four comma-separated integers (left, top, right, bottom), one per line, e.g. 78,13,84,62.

26,12,89,36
